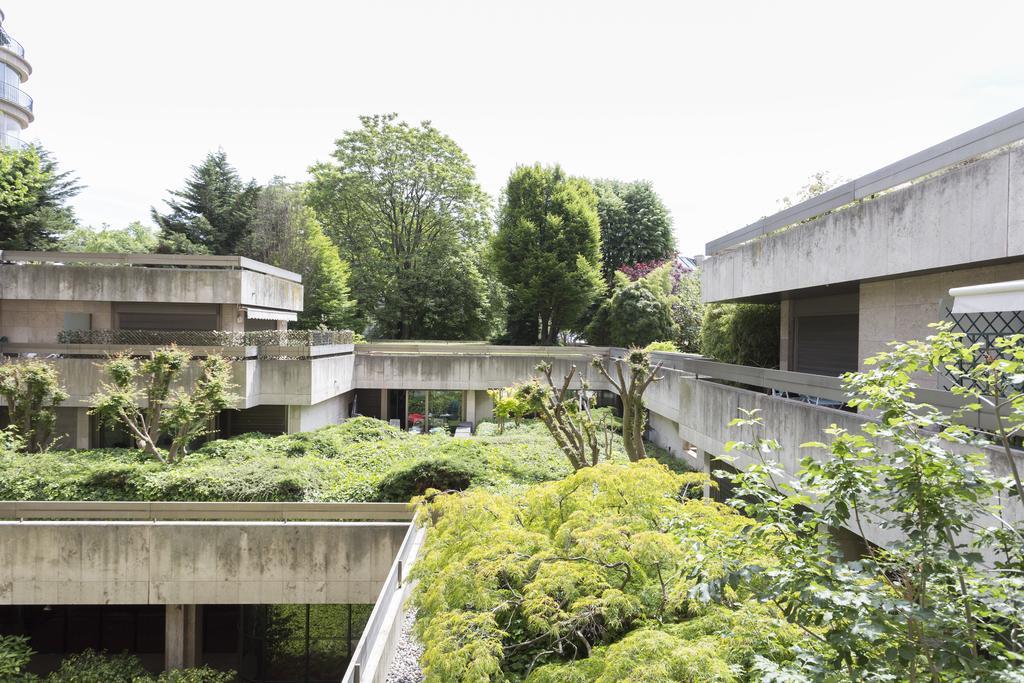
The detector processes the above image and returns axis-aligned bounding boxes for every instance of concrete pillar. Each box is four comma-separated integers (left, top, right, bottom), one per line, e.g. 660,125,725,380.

380,388,389,422
702,451,713,501
74,408,90,449
165,604,200,670
465,390,476,427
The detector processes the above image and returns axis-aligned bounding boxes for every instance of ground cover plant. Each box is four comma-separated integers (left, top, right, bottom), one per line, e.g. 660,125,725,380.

410,460,807,682
0,414,678,503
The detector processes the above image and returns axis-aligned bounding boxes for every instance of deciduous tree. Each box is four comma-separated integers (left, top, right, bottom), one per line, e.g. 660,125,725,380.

592,179,675,280
0,360,67,452
238,182,356,330
307,114,499,340
90,346,236,464
58,221,157,253
592,349,663,461
492,164,604,345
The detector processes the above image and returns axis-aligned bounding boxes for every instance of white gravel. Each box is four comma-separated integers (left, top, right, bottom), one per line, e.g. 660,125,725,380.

386,608,424,683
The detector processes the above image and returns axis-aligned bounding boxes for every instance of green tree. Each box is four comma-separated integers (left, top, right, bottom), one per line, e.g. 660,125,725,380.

412,461,796,681
589,272,677,348
90,347,237,464
593,349,663,462
510,361,612,470
238,182,356,330
700,303,779,367
492,164,605,345
0,145,81,250
307,114,498,340
592,179,675,280
152,150,260,255
58,221,158,253
718,325,1024,680
0,360,67,452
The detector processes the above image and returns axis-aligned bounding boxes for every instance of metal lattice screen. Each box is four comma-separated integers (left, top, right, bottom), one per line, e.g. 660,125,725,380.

944,307,1024,389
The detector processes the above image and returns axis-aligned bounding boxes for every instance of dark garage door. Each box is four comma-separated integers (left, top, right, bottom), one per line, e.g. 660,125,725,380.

793,314,859,376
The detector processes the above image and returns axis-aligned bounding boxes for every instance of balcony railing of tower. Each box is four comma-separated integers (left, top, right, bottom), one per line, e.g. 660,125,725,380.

0,80,31,112
0,131,25,149
0,28,25,58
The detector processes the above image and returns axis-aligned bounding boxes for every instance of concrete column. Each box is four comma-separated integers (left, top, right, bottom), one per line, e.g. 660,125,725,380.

465,390,476,427
779,298,792,371
702,451,713,501
74,408,90,449
165,604,200,670
380,388,389,422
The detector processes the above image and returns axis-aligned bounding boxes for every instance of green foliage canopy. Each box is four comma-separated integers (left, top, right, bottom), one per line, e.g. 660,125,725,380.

0,360,67,452
308,114,499,340
719,325,1024,680
152,149,260,255
0,146,81,250
411,461,800,681
699,302,780,367
237,181,356,330
90,347,237,464
592,179,675,280
492,164,605,345
58,221,158,253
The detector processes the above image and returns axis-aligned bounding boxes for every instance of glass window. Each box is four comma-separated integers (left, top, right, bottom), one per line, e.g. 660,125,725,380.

0,63,19,86
428,390,463,433
406,390,426,434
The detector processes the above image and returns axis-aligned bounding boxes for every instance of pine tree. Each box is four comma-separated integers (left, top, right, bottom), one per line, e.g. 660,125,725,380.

0,145,81,250
152,149,260,255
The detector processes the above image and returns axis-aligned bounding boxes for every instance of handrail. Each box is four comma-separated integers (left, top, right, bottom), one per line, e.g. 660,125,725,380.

0,80,31,112
0,501,413,521
341,521,425,683
706,106,1024,254
0,250,302,282
0,132,25,149
0,28,25,57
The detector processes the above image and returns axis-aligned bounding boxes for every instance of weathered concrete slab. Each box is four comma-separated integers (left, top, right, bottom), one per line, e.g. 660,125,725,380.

0,521,408,605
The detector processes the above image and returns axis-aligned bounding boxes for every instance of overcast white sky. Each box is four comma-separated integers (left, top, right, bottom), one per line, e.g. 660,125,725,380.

6,0,1024,255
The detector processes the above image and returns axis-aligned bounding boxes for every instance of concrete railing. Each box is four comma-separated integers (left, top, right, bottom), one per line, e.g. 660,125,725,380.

0,250,302,282
644,351,1002,432
706,106,1024,254
343,521,426,683
0,501,413,521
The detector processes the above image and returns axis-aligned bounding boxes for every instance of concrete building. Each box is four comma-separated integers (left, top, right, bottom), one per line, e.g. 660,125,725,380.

0,7,32,148
0,251,356,448
701,107,1024,383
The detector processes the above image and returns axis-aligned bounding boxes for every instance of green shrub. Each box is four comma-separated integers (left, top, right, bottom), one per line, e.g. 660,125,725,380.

152,667,235,683
643,340,679,353
0,635,35,681
375,454,487,500
45,649,149,682
0,417,687,504
699,302,779,367
412,461,799,681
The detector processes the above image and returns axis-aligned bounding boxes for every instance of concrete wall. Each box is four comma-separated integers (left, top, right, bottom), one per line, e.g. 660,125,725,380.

0,264,302,311
859,261,1024,387
0,299,113,344
703,144,1024,302
0,521,408,606
353,349,612,393
287,392,351,433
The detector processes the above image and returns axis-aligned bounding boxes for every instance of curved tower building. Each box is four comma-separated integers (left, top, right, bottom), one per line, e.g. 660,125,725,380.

0,7,32,148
